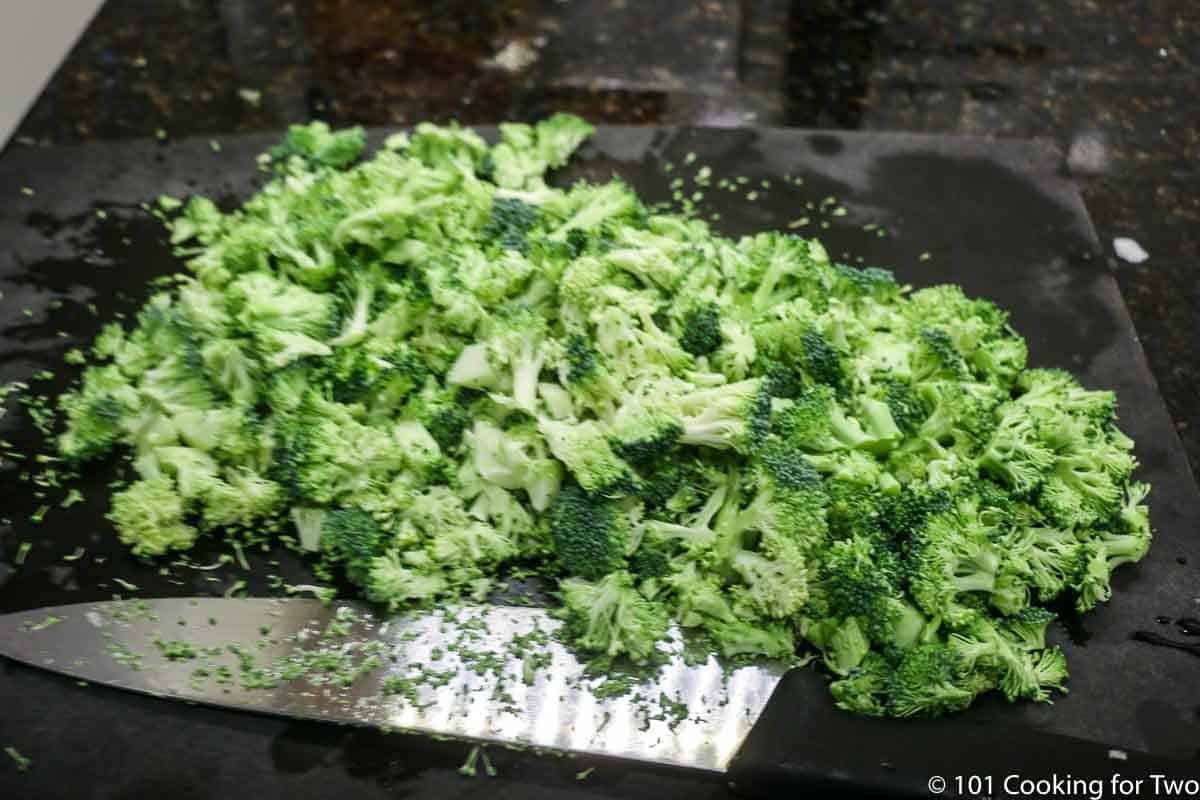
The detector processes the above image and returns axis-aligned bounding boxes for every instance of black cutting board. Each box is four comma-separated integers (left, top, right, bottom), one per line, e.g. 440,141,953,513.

1,128,1197,799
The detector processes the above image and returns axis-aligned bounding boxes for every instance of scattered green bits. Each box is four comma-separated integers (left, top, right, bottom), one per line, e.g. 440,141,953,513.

4,746,31,773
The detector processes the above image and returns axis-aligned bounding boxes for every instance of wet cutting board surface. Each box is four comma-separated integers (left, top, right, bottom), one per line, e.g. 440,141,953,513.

1,127,1198,798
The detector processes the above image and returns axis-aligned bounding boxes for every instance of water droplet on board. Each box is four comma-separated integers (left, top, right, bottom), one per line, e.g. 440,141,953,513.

1175,618,1200,636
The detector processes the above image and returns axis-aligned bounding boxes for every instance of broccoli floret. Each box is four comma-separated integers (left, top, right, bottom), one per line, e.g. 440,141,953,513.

729,440,831,549
829,651,891,716
549,485,629,579
485,310,551,414
269,121,366,170
107,476,199,557
466,419,562,511
671,379,771,452
799,329,846,392
906,508,1002,618
607,400,682,467
885,643,981,717
831,263,901,305
816,535,918,648
911,328,969,382
320,508,388,582
773,385,875,453
58,366,137,462
365,550,448,612
198,468,284,532
678,302,723,357
1016,369,1116,425
877,379,926,436
481,197,539,254
539,418,636,495
558,570,668,664
979,405,1056,494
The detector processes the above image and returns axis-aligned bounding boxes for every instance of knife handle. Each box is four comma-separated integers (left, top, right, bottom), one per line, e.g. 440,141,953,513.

726,668,1200,798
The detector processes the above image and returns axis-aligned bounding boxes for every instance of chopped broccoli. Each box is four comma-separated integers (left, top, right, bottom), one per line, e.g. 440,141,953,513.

44,114,1151,721
558,570,669,664
548,485,628,579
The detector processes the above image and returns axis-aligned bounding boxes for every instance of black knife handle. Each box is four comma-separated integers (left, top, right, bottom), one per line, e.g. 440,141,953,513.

727,668,1200,798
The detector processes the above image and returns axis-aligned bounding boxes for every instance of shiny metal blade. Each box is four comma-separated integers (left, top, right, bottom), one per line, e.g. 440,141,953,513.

0,598,788,771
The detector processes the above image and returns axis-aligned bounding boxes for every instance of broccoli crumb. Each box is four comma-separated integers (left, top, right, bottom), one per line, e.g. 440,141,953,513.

4,746,31,773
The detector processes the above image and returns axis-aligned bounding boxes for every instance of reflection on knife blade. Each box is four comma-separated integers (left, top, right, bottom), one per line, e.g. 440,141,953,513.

0,598,792,772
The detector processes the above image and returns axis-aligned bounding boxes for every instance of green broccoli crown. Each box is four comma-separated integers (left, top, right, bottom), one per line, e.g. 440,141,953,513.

481,197,540,254
321,508,389,581
885,643,979,717
549,485,629,579
678,302,723,357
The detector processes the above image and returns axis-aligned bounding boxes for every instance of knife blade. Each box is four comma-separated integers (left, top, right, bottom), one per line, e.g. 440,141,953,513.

0,598,788,773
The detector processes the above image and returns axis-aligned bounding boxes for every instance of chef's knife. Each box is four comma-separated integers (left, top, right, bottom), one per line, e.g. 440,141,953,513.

2,598,1195,796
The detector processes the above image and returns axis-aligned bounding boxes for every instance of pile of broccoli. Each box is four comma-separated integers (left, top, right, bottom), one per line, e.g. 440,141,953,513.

53,114,1152,717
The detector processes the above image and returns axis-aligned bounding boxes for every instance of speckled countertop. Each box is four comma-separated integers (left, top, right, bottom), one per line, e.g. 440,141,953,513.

5,0,1198,474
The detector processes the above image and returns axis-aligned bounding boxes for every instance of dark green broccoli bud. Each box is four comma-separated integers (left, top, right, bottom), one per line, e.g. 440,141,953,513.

818,535,913,646
481,197,540,254
826,480,885,541
712,441,830,563
563,334,597,383
426,405,471,453
880,486,952,539
678,302,723,357
759,357,805,399
878,378,926,436
912,327,969,381
772,385,880,453
475,152,496,182
637,462,686,510
627,540,672,580
565,227,589,257
608,403,683,467
799,328,846,393
322,508,389,583
829,652,891,716
549,485,629,579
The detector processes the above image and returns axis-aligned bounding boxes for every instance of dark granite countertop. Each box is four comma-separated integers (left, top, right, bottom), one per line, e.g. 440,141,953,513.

7,1,1196,477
